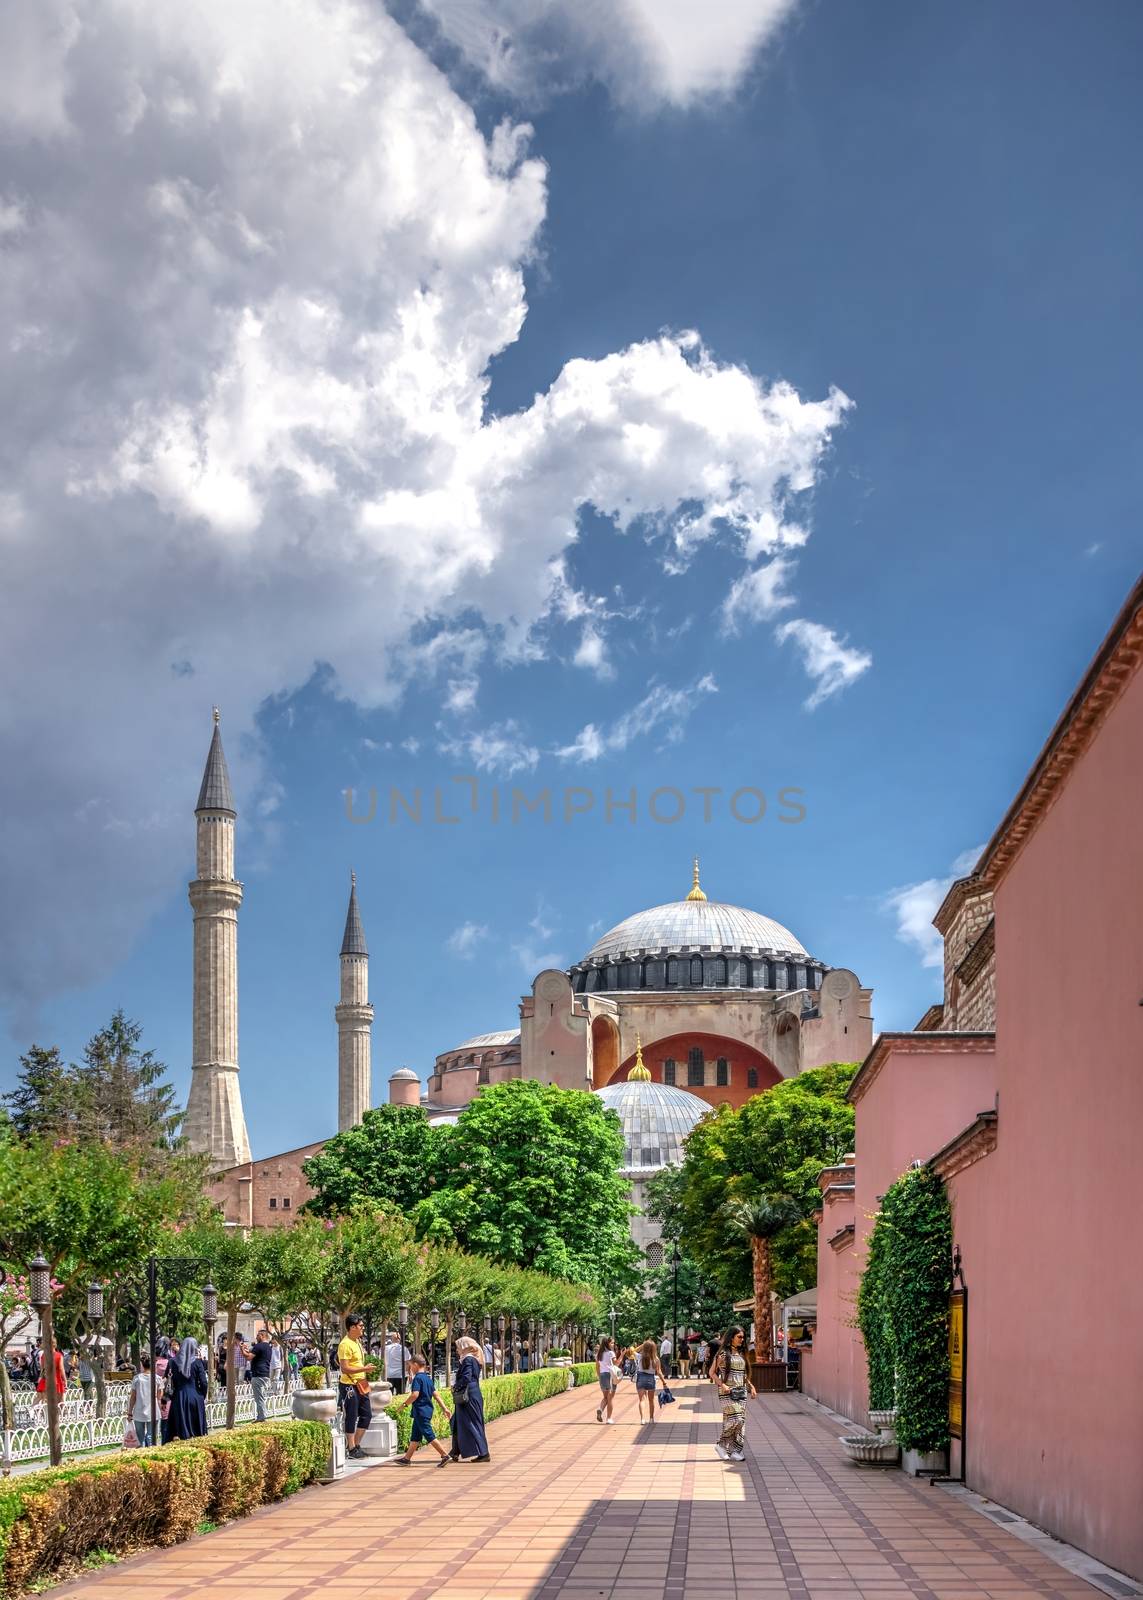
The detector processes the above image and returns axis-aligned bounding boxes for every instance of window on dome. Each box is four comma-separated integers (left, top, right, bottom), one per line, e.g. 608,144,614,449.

774,962,787,989
690,957,703,985
667,958,681,986
747,1067,759,1089
688,1048,704,1086
795,963,807,989
663,1058,676,1086
704,957,727,987
645,1242,663,1268
640,1147,660,1165
716,1058,729,1087
646,959,665,987
477,1065,489,1085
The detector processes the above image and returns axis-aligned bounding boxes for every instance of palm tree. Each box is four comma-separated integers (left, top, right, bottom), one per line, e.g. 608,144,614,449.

723,1193,801,1367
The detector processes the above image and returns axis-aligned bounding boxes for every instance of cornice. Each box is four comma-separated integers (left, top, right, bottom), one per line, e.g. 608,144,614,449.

847,1031,996,1105
828,1223,855,1252
956,918,995,986
930,1110,998,1181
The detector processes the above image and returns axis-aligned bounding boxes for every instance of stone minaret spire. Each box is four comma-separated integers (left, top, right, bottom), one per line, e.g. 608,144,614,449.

336,871,373,1131
184,710,252,1168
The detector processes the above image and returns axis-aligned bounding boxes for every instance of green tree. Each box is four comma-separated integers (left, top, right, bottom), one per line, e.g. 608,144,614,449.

412,1081,640,1292
2,1046,76,1141
301,1105,445,1217
675,1062,858,1308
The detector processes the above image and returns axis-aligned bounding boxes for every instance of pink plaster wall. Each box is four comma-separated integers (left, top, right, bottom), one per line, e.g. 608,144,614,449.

805,1043,996,1425
949,664,1143,1580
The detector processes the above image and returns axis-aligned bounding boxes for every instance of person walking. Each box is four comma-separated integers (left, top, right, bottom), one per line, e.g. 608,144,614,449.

678,1340,691,1380
659,1330,673,1379
35,1344,67,1407
636,1338,666,1425
338,1313,371,1460
595,1336,618,1424
384,1331,411,1395
169,1337,209,1439
621,1345,637,1382
79,1351,96,1401
129,1354,156,1446
713,1325,756,1462
393,1354,453,1467
244,1328,273,1422
448,1336,490,1462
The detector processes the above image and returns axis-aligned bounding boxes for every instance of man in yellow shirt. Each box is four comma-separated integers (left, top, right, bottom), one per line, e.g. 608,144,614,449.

337,1313,371,1460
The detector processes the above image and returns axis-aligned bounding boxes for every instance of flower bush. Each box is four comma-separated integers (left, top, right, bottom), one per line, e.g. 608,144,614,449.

0,1422,329,1595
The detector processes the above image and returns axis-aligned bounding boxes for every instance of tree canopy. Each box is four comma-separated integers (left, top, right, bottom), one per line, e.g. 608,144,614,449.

301,1105,444,1217
674,1062,858,1302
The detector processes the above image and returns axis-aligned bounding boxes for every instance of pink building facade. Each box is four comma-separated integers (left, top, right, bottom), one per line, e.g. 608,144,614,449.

804,576,1143,1581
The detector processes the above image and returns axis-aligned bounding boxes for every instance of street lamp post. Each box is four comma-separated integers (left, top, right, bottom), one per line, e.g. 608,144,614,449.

497,1315,505,1376
30,1255,61,1468
483,1314,491,1367
509,1315,518,1373
398,1302,409,1393
202,1282,218,1401
86,1280,104,1413
430,1307,440,1381
608,1306,617,1345
671,1247,681,1379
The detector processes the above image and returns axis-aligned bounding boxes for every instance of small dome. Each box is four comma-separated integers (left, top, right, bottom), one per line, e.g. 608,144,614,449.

594,1080,709,1175
388,1068,419,1081
453,1029,521,1050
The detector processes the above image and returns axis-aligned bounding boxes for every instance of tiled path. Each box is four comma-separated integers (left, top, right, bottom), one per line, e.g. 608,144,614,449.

58,1380,1108,1600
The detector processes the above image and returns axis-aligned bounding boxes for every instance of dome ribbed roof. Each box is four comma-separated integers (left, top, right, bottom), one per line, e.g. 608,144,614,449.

453,1030,520,1050
584,898,807,964
594,1080,709,1174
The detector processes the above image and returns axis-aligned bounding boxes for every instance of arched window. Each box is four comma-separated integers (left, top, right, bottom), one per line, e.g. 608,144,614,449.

688,1047,704,1087
646,1242,663,1269
747,1067,759,1089
716,1057,729,1087
663,1058,676,1086
667,958,682,986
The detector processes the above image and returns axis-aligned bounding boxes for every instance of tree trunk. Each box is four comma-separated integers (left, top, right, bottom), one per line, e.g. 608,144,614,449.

752,1235,775,1362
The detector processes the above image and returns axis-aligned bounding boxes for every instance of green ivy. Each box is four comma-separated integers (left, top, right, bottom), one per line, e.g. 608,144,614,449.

859,1166,952,1452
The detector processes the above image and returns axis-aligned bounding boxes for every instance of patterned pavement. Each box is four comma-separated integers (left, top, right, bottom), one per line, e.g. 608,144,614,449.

56,1378,1109,1600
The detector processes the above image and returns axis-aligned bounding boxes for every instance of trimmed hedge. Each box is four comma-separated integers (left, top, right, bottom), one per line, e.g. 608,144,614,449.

385,1366,570,1450
572,1363,597,1388
0,1421,330,1596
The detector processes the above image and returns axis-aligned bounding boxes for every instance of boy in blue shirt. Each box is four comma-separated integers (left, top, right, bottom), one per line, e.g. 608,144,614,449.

394,1354,453,1467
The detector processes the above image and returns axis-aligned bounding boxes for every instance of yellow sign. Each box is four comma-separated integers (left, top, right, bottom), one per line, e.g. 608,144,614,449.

948,1290,965,1438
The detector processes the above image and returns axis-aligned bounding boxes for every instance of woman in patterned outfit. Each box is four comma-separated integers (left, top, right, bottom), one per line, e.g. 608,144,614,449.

713,1326,756,1461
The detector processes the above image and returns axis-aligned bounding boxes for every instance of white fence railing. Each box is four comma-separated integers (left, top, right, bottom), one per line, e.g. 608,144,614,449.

1,1386,294,1469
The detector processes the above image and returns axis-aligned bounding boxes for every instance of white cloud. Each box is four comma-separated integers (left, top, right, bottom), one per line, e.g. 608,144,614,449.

417,0,800,109
437,720,540,776
775,619,872,709
721,556,796,632
573,625,613,679
444,676,480,713
447,920,489,959
557,674,716,761
883,847,984,970
0,0,851,1026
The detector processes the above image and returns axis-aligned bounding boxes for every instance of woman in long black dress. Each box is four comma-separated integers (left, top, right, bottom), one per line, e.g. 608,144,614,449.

168,1335,209,1439
449,1336,490,1462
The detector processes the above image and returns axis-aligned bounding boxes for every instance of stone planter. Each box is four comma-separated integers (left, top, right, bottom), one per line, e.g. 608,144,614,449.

292,1387,338,1424
902,1446,947,1476
545,1358,572,1369
359,1381,397,1457
867,1408,897,1433
839,1432,898,1464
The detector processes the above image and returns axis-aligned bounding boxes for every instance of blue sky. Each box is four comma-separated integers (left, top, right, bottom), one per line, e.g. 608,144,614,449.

2,0,1141,1159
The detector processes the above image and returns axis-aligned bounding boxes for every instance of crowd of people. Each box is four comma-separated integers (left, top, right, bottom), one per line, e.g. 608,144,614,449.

590,1326,758,1462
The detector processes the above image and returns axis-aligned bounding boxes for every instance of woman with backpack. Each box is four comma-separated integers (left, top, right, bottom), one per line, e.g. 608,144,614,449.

712,1325,756,1461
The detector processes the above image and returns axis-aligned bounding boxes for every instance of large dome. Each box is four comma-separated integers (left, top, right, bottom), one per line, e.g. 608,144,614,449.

569,864,825,996
595,1079,710,1175
584,899,807,964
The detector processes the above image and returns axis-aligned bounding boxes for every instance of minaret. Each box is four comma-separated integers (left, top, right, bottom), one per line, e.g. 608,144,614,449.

336,871,373,1131
184,710,252,1168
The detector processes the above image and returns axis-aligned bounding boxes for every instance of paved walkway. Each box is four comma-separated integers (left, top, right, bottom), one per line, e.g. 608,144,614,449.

57,1380,1108,1600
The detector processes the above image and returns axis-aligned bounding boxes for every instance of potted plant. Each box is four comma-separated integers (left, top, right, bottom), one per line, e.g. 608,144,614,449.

544,1347,572,1368
291,1364,338,1423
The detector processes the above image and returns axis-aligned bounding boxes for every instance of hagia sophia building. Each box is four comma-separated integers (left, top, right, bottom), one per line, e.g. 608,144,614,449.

189,714,874,1259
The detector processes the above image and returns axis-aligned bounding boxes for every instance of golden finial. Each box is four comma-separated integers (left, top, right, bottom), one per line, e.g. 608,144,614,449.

629,1034,651,1082
212,706,220,725
685,857,707,901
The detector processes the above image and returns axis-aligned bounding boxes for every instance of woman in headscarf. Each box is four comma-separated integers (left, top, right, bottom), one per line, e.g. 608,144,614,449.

168,1335,209,1439
448,1336,490,1463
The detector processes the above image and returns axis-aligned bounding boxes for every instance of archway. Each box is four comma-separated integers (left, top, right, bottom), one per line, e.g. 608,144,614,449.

608,1031,781,1110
